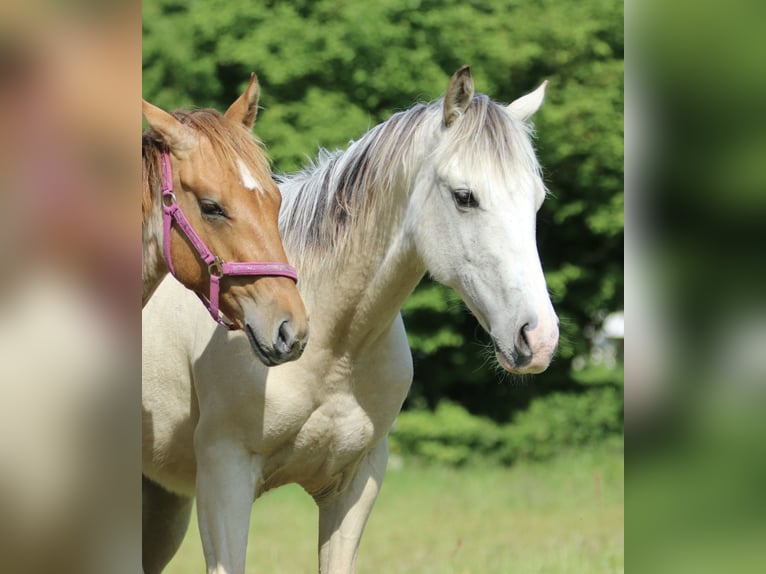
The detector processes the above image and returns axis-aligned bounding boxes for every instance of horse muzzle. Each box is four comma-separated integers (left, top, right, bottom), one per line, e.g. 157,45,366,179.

245,316,308,366
492,318,559,375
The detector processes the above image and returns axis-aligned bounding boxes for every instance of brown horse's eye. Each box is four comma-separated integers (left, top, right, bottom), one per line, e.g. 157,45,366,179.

199,199,227,219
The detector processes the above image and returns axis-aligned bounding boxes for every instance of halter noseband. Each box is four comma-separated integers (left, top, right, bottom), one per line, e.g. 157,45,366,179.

160,149,298,329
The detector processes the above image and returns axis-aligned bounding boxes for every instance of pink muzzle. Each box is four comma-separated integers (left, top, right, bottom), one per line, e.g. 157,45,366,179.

160,150,298,329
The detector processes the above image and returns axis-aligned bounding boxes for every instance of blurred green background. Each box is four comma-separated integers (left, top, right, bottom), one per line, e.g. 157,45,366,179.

628,1,766,572
143,0,624,466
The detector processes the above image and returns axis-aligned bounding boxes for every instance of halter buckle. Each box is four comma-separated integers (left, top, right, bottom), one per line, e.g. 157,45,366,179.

208,257,224,278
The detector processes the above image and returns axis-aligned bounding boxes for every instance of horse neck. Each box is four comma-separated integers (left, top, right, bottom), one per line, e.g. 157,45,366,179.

307,225,425,356
283,124,435,354
141,150,167,306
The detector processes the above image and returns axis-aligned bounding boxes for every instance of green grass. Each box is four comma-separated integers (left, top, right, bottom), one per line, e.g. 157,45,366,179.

164,445,623,573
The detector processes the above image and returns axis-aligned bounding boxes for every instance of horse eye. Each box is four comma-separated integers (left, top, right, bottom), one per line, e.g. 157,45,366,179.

199,199,227,218
453,188,478,209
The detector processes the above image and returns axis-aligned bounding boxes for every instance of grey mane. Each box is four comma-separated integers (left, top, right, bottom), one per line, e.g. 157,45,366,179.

277,93,542,270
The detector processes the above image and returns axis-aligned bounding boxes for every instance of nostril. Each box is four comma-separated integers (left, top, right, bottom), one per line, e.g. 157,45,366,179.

519,323,533,351
276,320,297,355
512,323,533,367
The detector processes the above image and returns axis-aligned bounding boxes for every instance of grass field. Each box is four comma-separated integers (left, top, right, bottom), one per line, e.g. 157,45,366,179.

164,445,623,573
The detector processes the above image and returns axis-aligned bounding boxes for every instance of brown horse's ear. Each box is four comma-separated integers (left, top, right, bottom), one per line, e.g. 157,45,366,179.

443,65,475,128
225,72,260,130
507,81,548,122
142,99,196,156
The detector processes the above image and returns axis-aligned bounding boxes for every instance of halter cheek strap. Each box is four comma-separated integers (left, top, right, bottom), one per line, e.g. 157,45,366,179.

160,149,298,329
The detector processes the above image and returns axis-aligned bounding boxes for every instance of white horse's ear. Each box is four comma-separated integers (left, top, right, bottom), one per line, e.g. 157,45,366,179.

507,80,548,122
225,72,260,129
142,99,196,156
443,65,475,127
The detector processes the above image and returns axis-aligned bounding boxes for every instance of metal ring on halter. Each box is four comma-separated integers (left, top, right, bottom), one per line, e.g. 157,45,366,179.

208,257,224,278
162,192,177,207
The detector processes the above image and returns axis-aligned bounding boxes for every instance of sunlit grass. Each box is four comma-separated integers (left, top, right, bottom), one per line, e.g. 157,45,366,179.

164,445,623,573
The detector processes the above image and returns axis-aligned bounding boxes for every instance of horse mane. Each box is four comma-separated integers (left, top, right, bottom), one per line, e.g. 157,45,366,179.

440,94,543,183
141,108,272,223
277,104,429,260
278,93,543,271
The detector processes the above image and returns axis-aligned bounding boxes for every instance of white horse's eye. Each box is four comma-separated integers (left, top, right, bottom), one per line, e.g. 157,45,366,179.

453,188,479,209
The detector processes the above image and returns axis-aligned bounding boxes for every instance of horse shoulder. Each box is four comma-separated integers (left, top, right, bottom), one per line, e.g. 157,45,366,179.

327,312,414,452
142,278,209,494
357,313,413,396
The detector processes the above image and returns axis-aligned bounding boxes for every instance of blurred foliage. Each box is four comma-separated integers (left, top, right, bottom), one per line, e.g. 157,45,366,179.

143,0,623,433
390,388,623,466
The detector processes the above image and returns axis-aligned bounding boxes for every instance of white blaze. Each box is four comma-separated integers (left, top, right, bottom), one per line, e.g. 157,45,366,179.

238,159,262,192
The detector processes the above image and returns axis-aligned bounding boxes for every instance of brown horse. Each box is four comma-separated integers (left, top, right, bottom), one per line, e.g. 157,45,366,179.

142,75,308,365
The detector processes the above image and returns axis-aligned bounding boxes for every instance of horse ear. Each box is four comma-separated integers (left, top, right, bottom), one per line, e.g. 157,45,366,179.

225,72,260,129
507,80,548,122
142,99,196,155
443,65,475,128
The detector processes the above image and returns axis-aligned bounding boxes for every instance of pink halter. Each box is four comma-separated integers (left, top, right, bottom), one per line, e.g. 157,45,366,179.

160,150,298,329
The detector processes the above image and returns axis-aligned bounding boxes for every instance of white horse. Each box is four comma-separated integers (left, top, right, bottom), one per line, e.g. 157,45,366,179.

142,66,559,574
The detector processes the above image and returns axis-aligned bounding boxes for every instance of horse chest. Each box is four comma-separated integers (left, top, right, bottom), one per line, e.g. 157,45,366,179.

258,391,374,495
260,359,410,496
253,317,414,496
301,394,375,461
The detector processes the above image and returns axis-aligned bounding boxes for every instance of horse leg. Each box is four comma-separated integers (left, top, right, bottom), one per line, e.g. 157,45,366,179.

142,475,193,574
195,437,260,574
316,439,388,574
